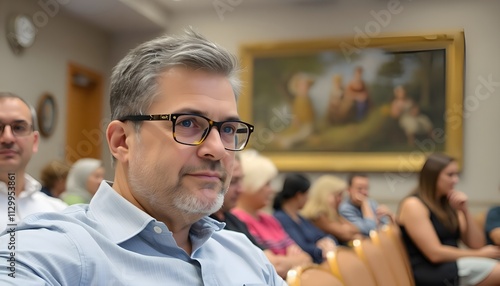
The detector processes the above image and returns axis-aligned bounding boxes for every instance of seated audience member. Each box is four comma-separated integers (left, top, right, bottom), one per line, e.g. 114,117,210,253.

210,154,264,249
397,153,500,286
211,156,306,278
339,173,393,236
232,150,312,275
273,173,337,263
485,205,500,245
40,160,71,198
0,93,68,231
62,158,105,205
0,30,285,285
301,175,362,245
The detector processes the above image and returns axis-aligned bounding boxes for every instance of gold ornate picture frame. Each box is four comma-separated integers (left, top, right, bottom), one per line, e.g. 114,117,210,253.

238,31,464,172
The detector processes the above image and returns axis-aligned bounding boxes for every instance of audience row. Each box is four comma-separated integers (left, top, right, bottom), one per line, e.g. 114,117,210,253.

40,158,104,204
1,29,500,284
215,150,500,285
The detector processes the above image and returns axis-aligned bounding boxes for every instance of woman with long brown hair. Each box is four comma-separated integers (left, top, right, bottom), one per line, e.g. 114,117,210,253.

397,153,500,286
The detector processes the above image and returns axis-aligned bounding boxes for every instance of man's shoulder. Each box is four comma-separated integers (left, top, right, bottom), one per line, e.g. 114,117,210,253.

2,204,93,239
339,199,354,210
210,228,264,256
14,205,89,231
0,207,93,257
368,198,379,207
31,192,68,210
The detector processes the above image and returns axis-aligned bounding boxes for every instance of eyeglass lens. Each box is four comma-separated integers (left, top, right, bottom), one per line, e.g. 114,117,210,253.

0,121,32,137
174,115,250,150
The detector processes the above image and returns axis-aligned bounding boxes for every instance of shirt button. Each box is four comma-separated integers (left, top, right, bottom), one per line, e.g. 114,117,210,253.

153,226,162,234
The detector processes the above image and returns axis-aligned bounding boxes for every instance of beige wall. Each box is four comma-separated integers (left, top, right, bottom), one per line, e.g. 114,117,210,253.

0,0,111,179
167,0,500,213
2,0,499,213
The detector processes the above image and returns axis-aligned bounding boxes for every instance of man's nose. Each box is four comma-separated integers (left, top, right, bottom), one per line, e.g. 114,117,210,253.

0,125,16,143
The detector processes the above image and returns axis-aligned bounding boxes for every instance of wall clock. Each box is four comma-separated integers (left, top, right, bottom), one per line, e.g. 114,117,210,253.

6,14,36,54
37,93,57,138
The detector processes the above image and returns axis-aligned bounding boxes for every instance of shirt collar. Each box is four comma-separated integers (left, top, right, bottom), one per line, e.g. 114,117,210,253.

88,181,154,244
88,181,226,244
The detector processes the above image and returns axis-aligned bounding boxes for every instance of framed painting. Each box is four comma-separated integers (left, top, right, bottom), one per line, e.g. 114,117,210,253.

238,31,464,172
37,93,58,138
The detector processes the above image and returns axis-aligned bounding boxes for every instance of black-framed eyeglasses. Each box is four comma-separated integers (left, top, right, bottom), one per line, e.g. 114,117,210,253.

119,113,254,151
0,121,33,137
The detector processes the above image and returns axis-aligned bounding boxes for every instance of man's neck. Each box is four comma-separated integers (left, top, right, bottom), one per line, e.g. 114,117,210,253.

1,171,26,196
211,210,225,221
113,165,200,255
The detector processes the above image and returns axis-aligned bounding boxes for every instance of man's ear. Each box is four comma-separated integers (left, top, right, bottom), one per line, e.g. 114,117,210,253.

32,131,40,153
107,120,130,163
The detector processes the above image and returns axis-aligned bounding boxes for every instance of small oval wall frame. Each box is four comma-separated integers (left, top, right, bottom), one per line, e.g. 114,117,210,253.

37,93,57,138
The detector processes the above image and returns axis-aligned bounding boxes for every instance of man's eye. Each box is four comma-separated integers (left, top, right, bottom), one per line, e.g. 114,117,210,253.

179,120,192,127
222,125,236,135
13,124,27,131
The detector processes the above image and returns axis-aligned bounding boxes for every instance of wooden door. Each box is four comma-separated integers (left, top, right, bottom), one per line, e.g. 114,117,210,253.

65,62,104,163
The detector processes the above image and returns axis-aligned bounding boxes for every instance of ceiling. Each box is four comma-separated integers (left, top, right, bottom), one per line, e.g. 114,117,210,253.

61,0,337,34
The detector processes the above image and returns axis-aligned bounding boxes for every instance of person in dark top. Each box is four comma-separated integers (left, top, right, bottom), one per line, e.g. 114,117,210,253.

397,153,500,286
273,173,337,263
210,155,263,249
485,203,500,245
210,155,304,278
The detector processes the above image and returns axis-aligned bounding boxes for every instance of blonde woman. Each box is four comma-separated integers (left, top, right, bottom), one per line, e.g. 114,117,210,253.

301,175,361,245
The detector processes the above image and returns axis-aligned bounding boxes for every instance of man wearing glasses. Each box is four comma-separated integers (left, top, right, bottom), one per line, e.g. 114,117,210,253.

0,93,67,231
0,30,285,285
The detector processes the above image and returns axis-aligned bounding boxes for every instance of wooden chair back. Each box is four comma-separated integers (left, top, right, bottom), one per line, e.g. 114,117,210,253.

373,225,415,286
287,264,344,286
325,247,377,286
352,237,398,286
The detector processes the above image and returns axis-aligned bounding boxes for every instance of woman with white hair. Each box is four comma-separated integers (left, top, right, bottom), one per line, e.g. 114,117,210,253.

62,158,105,205
231,150,312,277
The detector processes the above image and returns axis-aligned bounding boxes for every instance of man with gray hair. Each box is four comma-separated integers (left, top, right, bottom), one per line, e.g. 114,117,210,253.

0,30,285,285
0,93,67,231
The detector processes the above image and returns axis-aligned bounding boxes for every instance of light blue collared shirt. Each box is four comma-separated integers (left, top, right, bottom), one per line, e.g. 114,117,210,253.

0,182,285,286
339,197,389,236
